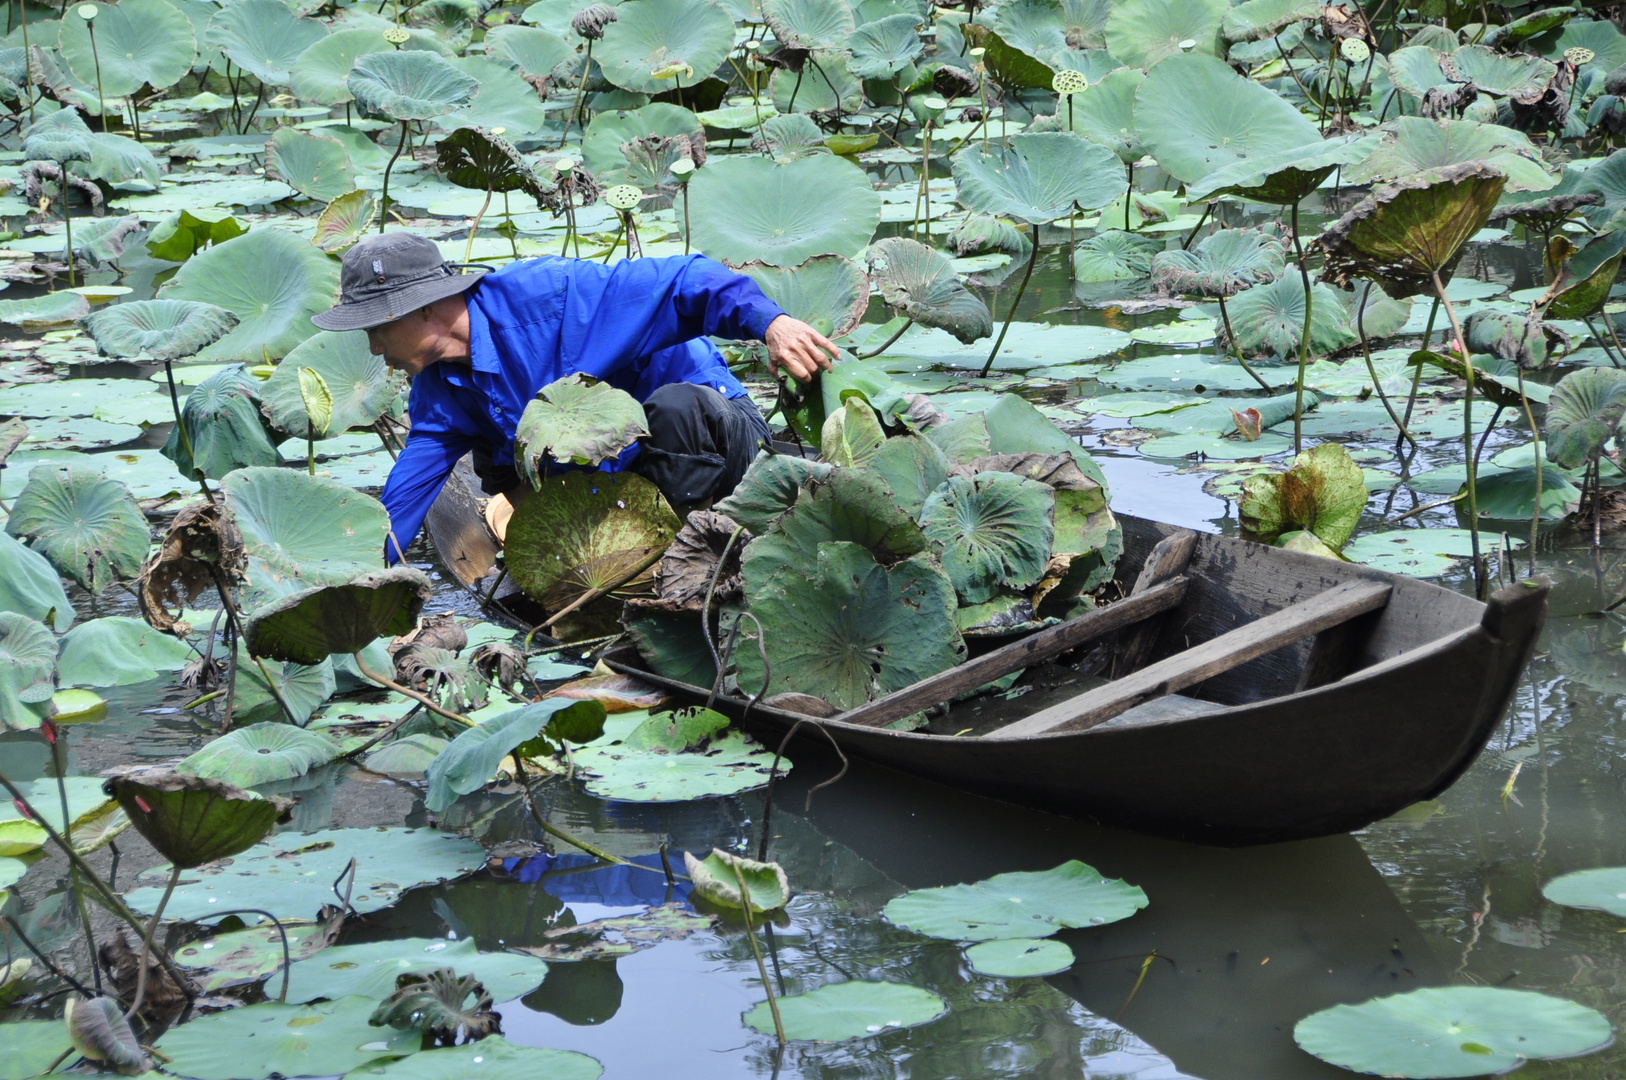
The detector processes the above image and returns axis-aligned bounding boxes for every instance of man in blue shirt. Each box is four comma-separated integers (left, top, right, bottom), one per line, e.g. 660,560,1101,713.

312,233,837,563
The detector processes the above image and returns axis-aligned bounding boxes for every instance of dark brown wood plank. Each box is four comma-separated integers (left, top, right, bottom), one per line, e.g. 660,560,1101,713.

1294,608,1383,694
1112,530,1198,677
983,579,1393,740
831,577,1191,729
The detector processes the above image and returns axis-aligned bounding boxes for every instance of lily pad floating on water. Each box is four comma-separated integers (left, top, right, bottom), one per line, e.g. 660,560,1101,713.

54,616,196,687
571,707,784,802
1542,866,1626,917
684,847,789,913
178,723,345,788
743,980,948,1041
173,920,343,992
963,937,1075,978
423,698,607,812
278,935,549,1004
1294,986,1612,1078
156,995,420,1080
1341,528,1486,578
884,860,1147,942
343,1039,602,1080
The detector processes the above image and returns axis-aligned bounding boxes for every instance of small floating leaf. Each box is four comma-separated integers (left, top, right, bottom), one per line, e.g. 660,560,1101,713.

743,981,947,1041
884,860,1147,941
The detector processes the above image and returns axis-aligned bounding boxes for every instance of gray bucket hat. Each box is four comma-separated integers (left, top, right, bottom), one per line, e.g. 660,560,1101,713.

312,233,488,331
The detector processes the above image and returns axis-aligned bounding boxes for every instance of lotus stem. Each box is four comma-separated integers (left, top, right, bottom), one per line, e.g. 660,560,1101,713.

1290,199,1312,453
511,756,674,875
856,317,913,360
733,860,785,1047
17,0,32,126
1605,315,1626,370
914,119,933,242
351,652,474,727
1180,203,1212,250
1274,36,1314,106
306,433,315,476
464,186,493,265
1216,293,1274,392
204,908,291,1003
60,166,74,288
1124,161,1132,232
125,864,180,1022
1517,368,1541,571
49,724,105,995
701,526,747,677
479,563,509,608
680,184,691,256
558,39,591,150
1357,281,1416,447
980,221,1040,378
206,567,299,728
85,19,106,132
1582,316,1624,367
1432,269,1484,597
3,914,94,997
379,121,409,234
600,214,625,263
1400,296,1441,437
539,545,664,633
786,68,804,113
160,360,198,468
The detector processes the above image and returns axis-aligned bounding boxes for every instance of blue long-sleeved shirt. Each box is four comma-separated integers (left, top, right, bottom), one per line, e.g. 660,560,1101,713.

381,254,784,563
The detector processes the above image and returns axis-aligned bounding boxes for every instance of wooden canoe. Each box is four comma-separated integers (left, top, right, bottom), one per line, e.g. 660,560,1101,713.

425,457,1548,846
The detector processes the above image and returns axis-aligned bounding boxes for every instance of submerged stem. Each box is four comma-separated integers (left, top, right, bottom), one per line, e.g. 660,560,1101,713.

734,861,785,1048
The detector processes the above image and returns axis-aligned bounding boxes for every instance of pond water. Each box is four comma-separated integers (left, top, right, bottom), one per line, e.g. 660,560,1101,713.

5,188,1626,1080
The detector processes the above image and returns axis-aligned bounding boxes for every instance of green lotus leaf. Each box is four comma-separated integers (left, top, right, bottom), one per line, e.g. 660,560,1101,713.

1131,52,1319,187
1295,987,1612,1078
1186,136,1372,205
713,451,834,534
77,129,161,188
205,0,328,86
1239,443,1366,550
361,733,450,778
820,395,887,468
1104,0,1226,69
104,767,290,869
159,228,339,362
741,467,926,589
162,365,283,481
283,935,547,1005
0,290,90,331
736,541,964,711
59,0,195,96
514,374,650,485
985,393,1109,489
988,0,1067,66
1344,117,1555,194
291,26,450,106
0,613,56,732
863,433,951,518
743,980,947,1041
1066,66,1142,164
764,0,853,50
1224,271,1359,358
79,300,239,366
620,608,717,686
348,49,479,121
867,237,992,343
739,255,869,339
595,0,734,94
1384,45,1452,101
424,698,606,811
506,470,680,609
0,778,123,854
20,108,92,164
230,650,336,727
178,723,344,788
952,132,1127,223
156,996,419,1080
243,567,432,665
54,616,191,687
964,937,1076,978
312,190,377,255
847,12,922,78
63,215,144,269
1221,0,1318,41
439,55,547,133
173,921,350,992
570,705,781,800
1543,866,1626,917
5,464,147,594
687,154,882,266
919,471,1054,603
1545,367,1626,470
755,112,827,163
961,23,1054,91
768,48,864,115
1544,227,1626,320
1072,229,1159,283
262,330,401,439
582,103,703,185
221,467,392,605
145,208,249,264
339,1038,601,1080
264,127,355,203
484,24,572,77
884,860,1147,941
1150,226,1286,296
684,847,789,912
1448,43,1556,98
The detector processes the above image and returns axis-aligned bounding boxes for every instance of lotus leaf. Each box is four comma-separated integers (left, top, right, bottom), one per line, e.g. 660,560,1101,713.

0,778,126,855
363,734,450,778
1186,137,1372,205
485,24,572,77
205,0,328,86
173,920,345,992
919,471,1055,603
424,698,607,811
764,0,853,50
1344,118,1555,194
66,214,144,268
0,291,91,329
66,996,151,1075
964,937,1075,978
232,651,336,726
369,967,498,1043
78,299,239,364
1545,367,1626,469
440,56,548,133
146,208,249,263
594,0,733,94
847,12,923,78
867,237,991,343
163,365,283,480
952,132,1126,224
864,434,951,518
57,0,193,97
262,331,401,439
1543,866,1626,917
0,612,55,731
105,767,291,869
313,190,378,254
435,126,544,206
1225,272,1359,357
687,154,882,266
1544,227,1626,319
1151,227,1286,297
156,996,420,1080
348,49,479,120
160,228,340,361
571,706,780,799
52,687,107,723
20,108,92,164
1449,44,1556,98
1,1022,72,1080
683,848,789,912
582,103,704,185
1131,53,1319,187
244,568,432,664
739,256,869,339
4,464,147,595
884,859,1146,941
987,0,1068,66
1222,0,1319,41
339,1038,602,1080
179,723,344,787
1294,987,1612,1078
280,936,548,1004
735,542,964,710
126,825,486,923
743,981,947,1041
514,374,649,485
264,127,355,203
713,451,834,534
962,23,1056,91
1104,0,1226,68
55,616,192,687
742,466,926,588
821,395,887,468
984,393,1109,490
1318,162,1507,301
1239,443,1366,549
1072,229,1158,283
291,27,451,106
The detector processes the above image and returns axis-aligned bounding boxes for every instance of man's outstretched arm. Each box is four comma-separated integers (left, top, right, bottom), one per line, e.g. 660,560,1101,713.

380,428,476,564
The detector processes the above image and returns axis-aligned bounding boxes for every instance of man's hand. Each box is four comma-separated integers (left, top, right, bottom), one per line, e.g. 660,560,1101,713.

764,314,837,384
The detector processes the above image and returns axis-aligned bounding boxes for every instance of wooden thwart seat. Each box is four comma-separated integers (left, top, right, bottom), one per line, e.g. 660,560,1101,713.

982,578,1394,740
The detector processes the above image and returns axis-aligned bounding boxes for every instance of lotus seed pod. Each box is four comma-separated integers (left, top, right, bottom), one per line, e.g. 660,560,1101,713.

572,3,617,40
76,3,96,19
969,46,985,57
605,184,642,210
383,25,410,44
670,158,696,179
555,157,576,172
1340,38,1369,63
1051,69,1087,95
923,95,947,112
1178,38,1196,50
744,39,760,51
1567,47,1596,66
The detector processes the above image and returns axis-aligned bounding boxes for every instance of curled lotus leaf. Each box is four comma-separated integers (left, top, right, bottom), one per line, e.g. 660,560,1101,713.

178,723,344,788
961,23,1056,92
1186,136,1372,205
5,465,148,595
919,471,1055,604
424,699,606,812
713,451,834,534
951,132,1127,224
103,767,292,869
514,374,649,486
146,209,248,265
867,237,992,344
312,190,377,255
736,541,965,711
683,848,789,913
1545,367,1626,470
243,567,434,665
162,365,283,481
264,127,355,203
764,0,854,51
1465,309,1565,370
262,330,403,440
222,467,391,606
687,154,882,266
1067,66,1143,165
159,228,340,362
1104,0,1227,68
1222,0,1320,41
595,0,736,94
0,613,56,731
369,968,499,1044
1239,443,1366,550
1151,226,1287,297
738,256,869,339
1317,161,1507,300
506,471,680,611
740,467,927,588
1343,117,1555,194
864,434,951,519
847,13,924,79
883,859,1147,941
821,396,887,468
137,502,245,635
205,0,328,86
1542,227,1626,320
348,49,479,121
645,510,749,612
66,996,151,1075
78,299,239,361
436,125,547,200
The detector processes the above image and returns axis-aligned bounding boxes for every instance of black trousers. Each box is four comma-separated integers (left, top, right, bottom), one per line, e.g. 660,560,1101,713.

473,383,770,507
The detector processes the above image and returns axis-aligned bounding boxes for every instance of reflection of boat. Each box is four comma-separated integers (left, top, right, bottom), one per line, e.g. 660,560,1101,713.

427,458,1548,846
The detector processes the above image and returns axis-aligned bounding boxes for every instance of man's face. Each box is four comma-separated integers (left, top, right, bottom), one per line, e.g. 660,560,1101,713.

366,314,439,376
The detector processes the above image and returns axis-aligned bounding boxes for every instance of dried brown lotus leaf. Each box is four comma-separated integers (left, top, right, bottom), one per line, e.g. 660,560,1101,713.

136,502,245,635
